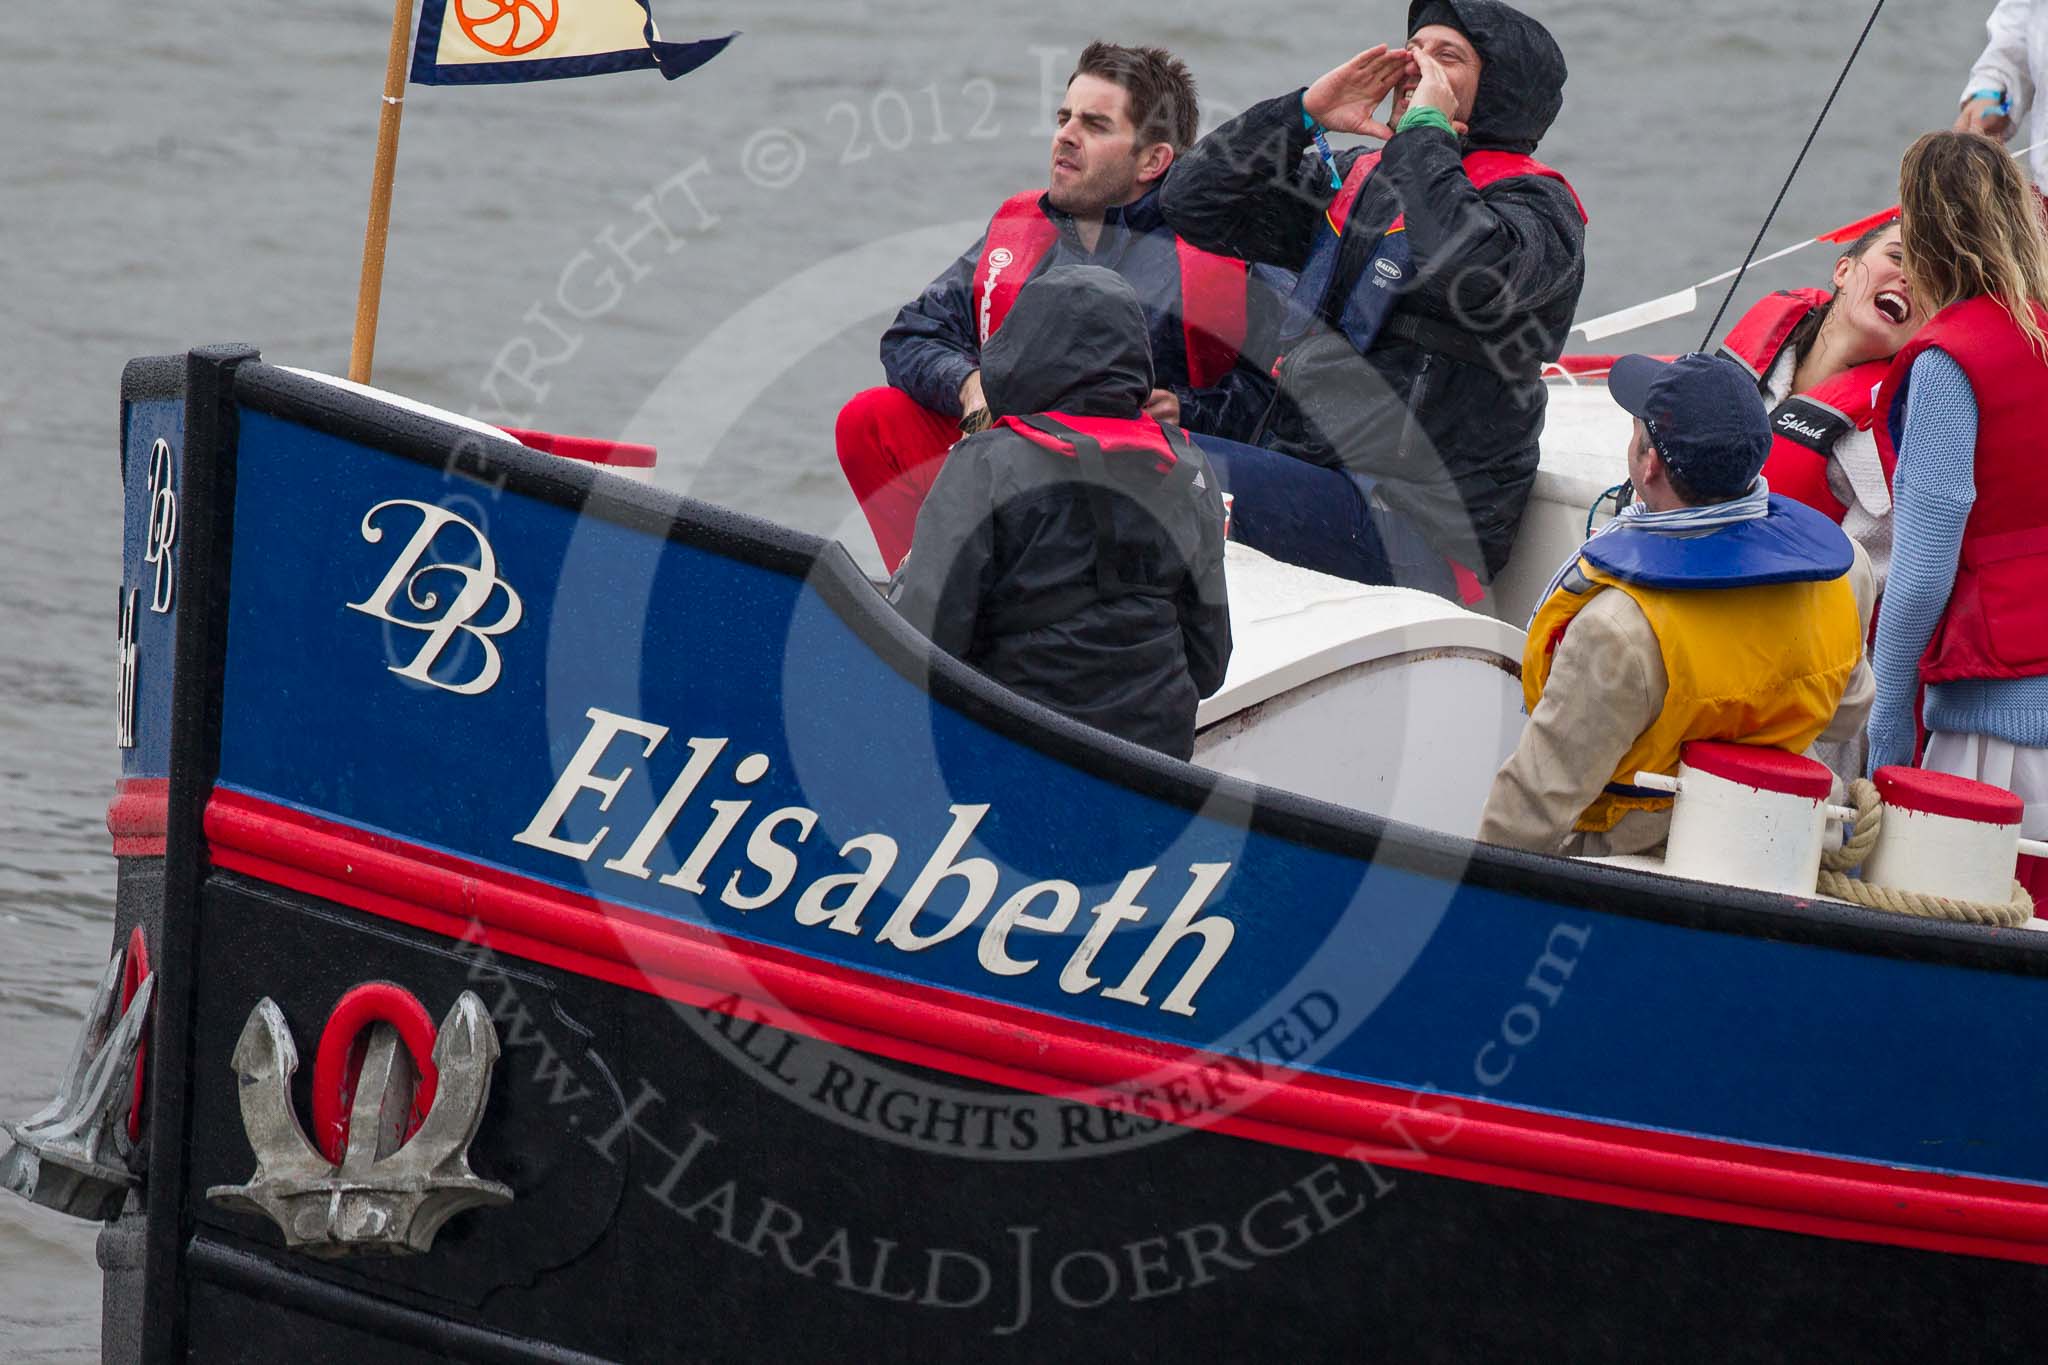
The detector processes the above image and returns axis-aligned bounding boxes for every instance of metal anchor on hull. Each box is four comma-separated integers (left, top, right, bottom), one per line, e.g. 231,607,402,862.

0,952,154,1221
208,989,511,1257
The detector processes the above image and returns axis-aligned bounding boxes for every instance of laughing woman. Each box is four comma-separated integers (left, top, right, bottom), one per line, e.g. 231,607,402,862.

1866,130,2048,896
1716,219,1919,591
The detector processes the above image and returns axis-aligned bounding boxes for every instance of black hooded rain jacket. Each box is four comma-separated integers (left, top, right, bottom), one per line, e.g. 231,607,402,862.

1160,0,1585,578
888,266,1232,760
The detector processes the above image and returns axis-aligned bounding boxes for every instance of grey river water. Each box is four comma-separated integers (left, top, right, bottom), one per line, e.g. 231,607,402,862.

0,0,2000,1354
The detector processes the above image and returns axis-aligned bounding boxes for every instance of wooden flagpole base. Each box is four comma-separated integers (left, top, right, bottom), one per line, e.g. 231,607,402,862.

349,0,419,385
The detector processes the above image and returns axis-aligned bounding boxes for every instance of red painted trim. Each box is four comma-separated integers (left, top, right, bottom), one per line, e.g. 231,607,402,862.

500,426,658,470
202,790,2048,1265
121,927,150,1144
1875,765,2025,824
108,778,169,857
309,983,440,1166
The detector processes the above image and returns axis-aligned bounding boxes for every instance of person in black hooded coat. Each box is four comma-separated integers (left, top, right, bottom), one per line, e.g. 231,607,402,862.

888,265,1231,760
1161,0,1586,590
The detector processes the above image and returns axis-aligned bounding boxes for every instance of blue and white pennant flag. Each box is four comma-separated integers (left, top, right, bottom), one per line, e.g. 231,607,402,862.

411,0,734,85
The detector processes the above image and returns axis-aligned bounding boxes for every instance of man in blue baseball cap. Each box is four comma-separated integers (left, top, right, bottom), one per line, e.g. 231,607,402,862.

1479,353,1876,856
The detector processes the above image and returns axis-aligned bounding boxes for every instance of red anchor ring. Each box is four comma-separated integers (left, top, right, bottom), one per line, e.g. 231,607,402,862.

310,983,440,1166
120,927,150,1144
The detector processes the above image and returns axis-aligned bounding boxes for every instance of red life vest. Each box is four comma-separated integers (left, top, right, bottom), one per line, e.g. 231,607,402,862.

1324,148,1586,237
970,192,1248,390
996,411,1190,472
1716,288,1891,524
1874,295,2048,683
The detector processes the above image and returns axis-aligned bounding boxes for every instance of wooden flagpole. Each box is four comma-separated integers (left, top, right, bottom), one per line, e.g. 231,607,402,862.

349,0,420,384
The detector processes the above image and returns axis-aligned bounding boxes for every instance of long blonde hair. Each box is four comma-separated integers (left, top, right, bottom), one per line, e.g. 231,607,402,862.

1899,130,2048,357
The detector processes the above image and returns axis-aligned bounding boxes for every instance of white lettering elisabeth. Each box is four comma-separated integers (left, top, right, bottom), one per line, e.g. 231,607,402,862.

723,807,819,911
875,805,998,952
512,707,669,860
1058,869,1157,995
792,834,899,935
511,709,1241,1017
604,736,727,879
978,879,1081,977
1099,863,1236,1016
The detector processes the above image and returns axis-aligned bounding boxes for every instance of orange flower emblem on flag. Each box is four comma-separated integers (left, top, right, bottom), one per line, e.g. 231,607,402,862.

455,0,561,57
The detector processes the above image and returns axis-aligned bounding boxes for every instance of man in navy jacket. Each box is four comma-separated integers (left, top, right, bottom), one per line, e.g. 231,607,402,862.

837,41,1275,570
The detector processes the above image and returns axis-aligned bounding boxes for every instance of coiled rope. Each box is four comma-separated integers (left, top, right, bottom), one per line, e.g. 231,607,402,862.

1815,778,2034,927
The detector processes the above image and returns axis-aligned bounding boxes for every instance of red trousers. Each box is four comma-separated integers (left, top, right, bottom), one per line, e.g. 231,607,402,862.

835,387,963,572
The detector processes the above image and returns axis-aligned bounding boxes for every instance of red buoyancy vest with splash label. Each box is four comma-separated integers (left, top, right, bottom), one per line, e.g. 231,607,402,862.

1717,288,1891,524
1874,294,2048,683
969,193,1248,390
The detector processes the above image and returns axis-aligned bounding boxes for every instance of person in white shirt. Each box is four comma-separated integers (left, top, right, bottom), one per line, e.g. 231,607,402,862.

1956,1,2048,186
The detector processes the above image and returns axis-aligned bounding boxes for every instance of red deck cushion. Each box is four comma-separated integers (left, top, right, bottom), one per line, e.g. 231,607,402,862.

1680,741,1834,799
1872,765,2024,825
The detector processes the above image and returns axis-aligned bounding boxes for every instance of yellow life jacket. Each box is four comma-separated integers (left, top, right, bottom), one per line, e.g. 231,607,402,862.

1523,559,1861,834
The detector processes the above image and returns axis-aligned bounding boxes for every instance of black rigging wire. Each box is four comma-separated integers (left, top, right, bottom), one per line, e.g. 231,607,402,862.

1698,0,1890,350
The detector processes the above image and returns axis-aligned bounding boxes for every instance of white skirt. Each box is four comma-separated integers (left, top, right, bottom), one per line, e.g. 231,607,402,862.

1922,732,2048,842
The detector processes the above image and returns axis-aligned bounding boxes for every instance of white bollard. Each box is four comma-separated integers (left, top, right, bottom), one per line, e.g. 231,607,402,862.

1657,742,1835,895
1860,766,2021,907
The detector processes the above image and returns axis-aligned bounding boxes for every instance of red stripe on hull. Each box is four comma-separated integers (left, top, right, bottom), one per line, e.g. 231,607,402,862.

203,789,2048,1265
108,778,169,857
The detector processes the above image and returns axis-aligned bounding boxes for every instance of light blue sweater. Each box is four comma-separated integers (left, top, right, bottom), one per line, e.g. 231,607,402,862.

1865,347,2048,772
